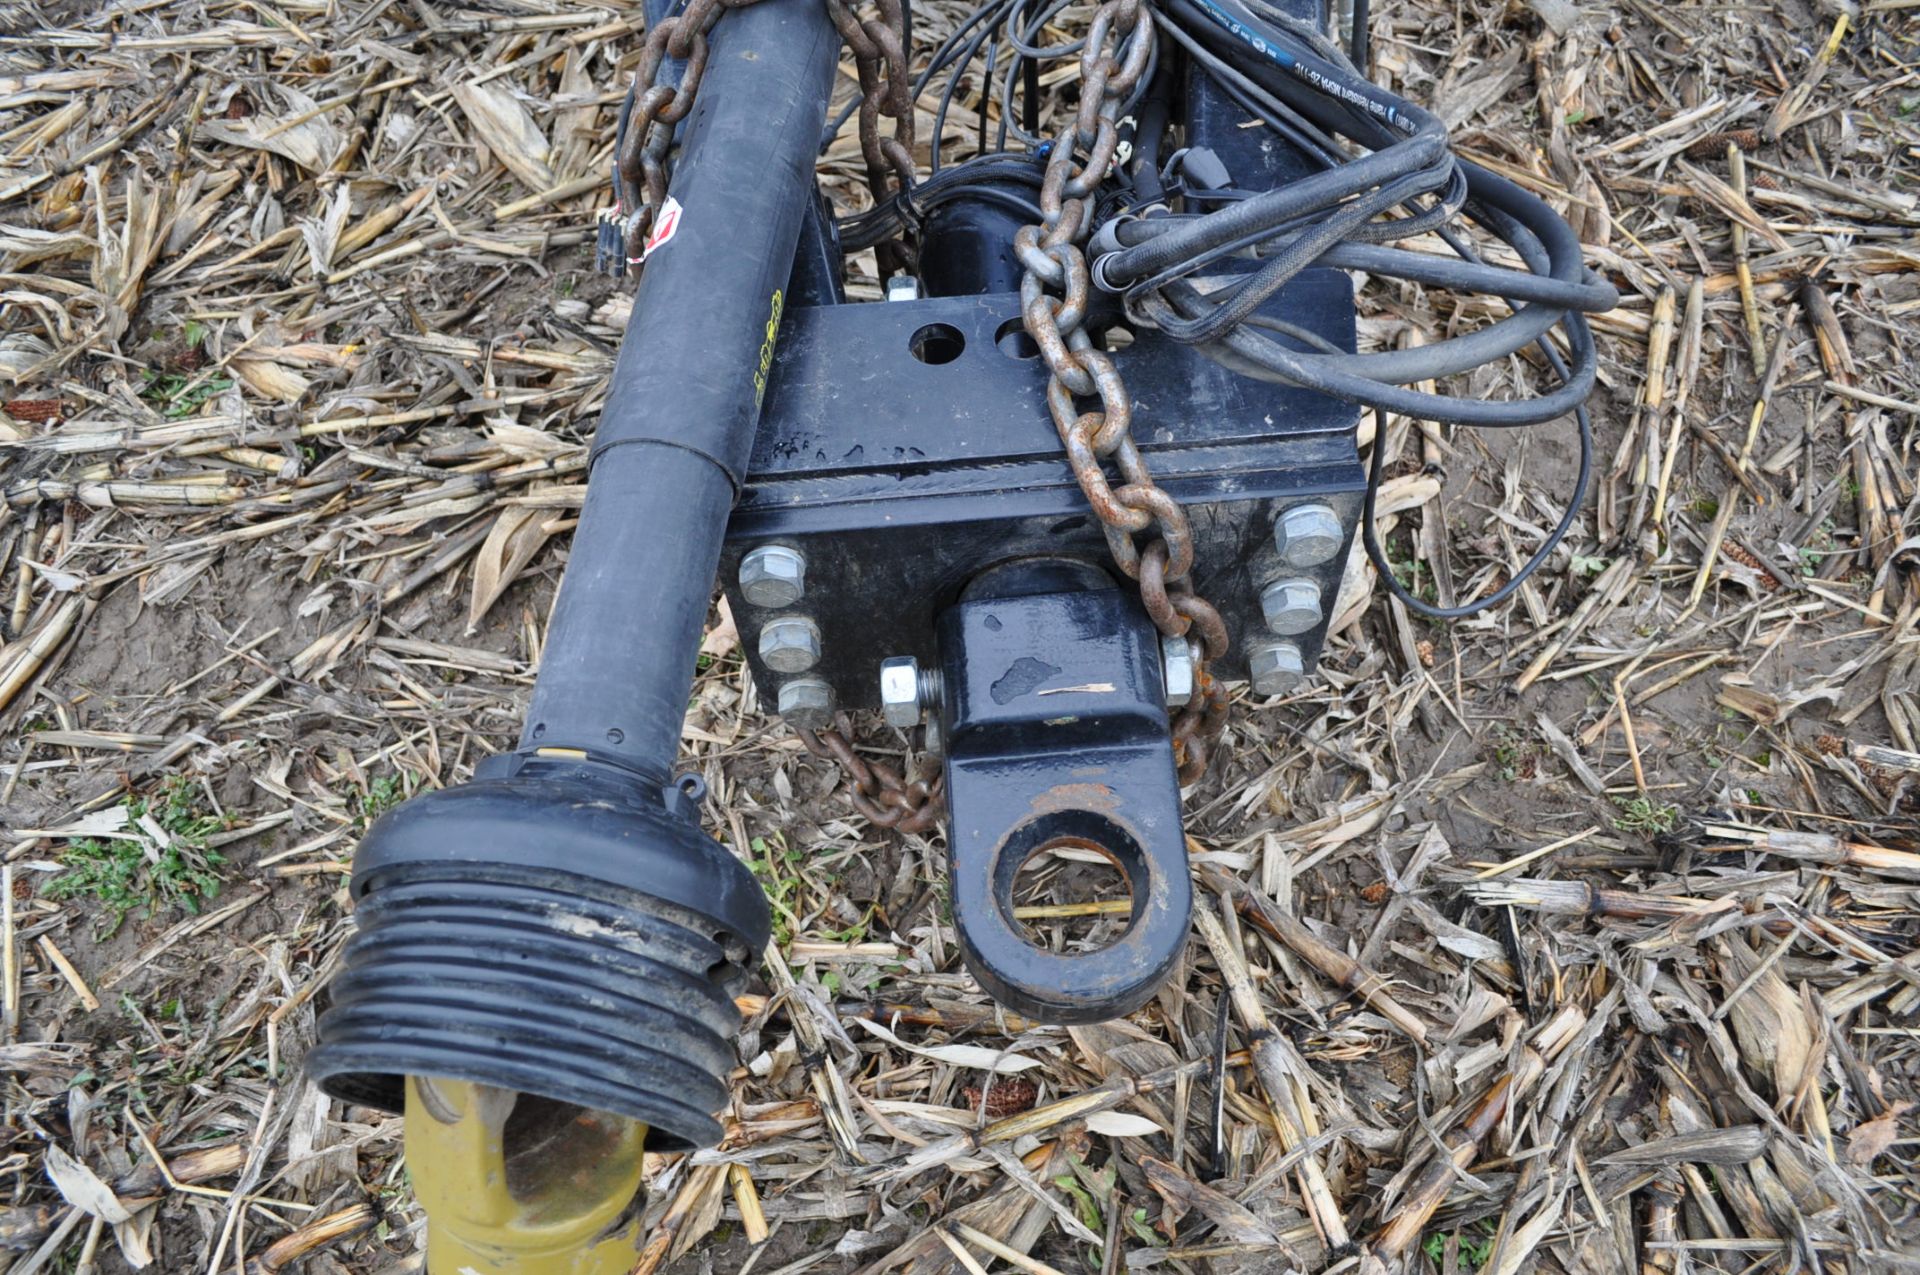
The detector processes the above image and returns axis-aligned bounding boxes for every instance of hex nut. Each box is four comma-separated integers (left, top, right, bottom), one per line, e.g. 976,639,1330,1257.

1260,577,1323,636
1162,635,1195,708
759,617,821,674
1273,504,1344,567
739,545,806,609
777,677,834,731
1248,640,1307,696
885,276,921,302
879,655,923,728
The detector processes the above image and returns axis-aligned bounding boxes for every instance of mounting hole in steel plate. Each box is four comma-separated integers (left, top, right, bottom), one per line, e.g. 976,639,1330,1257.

909,322,966,364
1010,836,1135,955
994,318,1041,360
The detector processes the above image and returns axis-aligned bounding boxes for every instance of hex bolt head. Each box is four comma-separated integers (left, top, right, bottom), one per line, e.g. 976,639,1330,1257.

879,655,924,728
1273,503,1344,567
885,276,920,302
759,617,821,674
1162,634,1196,708
1248,640,1307,696
739,545,806,609
1260,577,1323,636
777,677,834,731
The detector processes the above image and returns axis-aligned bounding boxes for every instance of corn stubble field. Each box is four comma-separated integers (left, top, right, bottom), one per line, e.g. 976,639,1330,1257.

0,0,1912,1272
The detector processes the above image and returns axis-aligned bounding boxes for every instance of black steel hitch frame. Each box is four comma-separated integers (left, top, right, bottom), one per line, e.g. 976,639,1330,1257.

314,0,1360,1141
937,559,1193,1023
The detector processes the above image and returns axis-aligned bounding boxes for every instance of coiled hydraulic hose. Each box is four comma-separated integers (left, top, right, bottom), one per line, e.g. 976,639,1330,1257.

1086,0,1617,616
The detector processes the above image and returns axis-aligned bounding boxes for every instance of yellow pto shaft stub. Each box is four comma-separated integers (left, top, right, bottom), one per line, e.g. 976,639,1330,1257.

404,1076,649,1275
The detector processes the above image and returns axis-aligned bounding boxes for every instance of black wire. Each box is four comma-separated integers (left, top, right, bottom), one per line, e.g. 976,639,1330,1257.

1231,315,1592,622
1362,392,1593,619
1111,0,1607,615
811,0,1609,621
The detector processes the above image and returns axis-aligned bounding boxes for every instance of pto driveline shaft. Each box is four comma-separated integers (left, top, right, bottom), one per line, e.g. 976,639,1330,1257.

308,0,836,1180
525,0,837,774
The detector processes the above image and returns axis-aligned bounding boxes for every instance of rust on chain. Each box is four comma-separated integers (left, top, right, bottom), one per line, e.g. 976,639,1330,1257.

1016,0,1233,785
800,718,944,833
615,0,914,271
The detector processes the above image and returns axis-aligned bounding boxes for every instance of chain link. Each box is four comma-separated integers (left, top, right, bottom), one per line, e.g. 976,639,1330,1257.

613,0,916,270
821,0,917,206
799,717,943,833
1016,0,1230,785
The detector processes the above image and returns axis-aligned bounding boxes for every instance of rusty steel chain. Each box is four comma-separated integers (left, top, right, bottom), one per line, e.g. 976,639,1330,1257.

799,715,943,833
1014,0,1229,784
821,0,917,209
613,0,916,270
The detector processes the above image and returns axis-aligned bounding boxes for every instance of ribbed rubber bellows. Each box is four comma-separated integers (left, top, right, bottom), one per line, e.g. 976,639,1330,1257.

306,759,769,1151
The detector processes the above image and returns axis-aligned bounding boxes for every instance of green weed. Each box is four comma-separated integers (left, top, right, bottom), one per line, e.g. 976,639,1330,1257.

357,774,406,827
1423,1219,1498,1270
46,777,231,936
140,369,233,420
748,833,804,949
1611,794,1680,835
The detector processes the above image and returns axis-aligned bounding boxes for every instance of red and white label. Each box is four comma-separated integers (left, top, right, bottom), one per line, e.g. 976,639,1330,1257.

640,196,683,261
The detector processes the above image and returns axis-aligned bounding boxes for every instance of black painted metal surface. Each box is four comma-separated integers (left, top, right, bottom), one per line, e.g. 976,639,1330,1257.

936,561,1192,1023
720,279,1365,701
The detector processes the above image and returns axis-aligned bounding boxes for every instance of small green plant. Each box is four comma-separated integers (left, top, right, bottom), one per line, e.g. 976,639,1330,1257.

1055,1157,1162,1263
1569,553,1609,577
1488,723,1538,782
358,774,406,827
46,777,231,936
140,369,233,420
1386,548,1437,604
182,319,209,349
747,834,804,949
1423,1219,1499,1270
1611,795,1680,835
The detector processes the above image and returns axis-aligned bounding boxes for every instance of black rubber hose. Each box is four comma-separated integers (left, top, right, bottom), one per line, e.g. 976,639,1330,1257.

1137,156,1615,395
1094,130,1451,286
1128,60,1179,203
1146,166,1444,344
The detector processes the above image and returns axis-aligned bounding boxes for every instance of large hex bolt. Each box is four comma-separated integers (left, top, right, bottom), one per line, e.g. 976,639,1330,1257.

1248,640,1307,696
759,617,821,673
879,656,923,727
1161,635,1195,708
1273,504,1343,567
777,677,834,730
739,545,806,608
1259,578,1323,636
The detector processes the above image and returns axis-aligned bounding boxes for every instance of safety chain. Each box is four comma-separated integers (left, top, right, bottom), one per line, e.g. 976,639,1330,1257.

1014,0,1229,784
612,0,916,270
799,716,943,833
821,0,917,209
